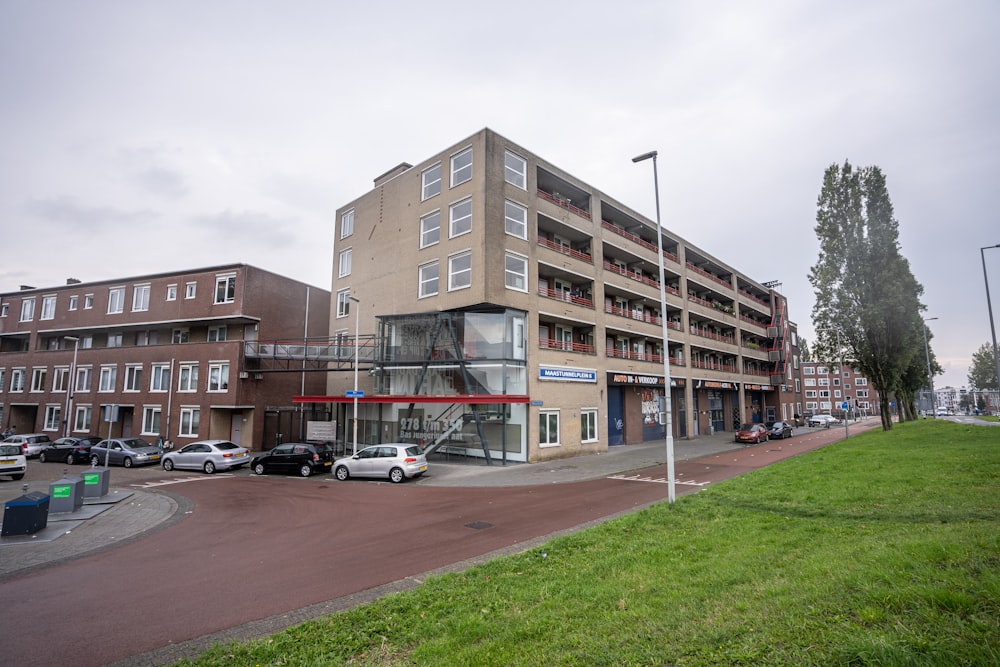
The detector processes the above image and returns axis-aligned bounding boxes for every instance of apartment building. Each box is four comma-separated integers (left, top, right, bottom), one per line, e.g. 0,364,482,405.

799,361,880,418
314,128,802,463
0,264,329,449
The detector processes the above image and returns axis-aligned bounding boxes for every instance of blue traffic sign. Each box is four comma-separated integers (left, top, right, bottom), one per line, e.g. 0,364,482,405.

345,390,365,398
841,401,849,410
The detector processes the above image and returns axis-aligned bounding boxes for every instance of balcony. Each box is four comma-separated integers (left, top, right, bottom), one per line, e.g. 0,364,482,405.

536,189,590,220
691,359,737,373
538,337,595,355
606,347,663,364
689,325,736,346
603,260,678,293
600,220,679,264
685,262,733,291
537,236,593,264
537,285,594,309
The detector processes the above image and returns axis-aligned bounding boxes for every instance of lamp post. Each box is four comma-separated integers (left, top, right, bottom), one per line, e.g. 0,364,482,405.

922,317,938,417
349,295,361,455
633,150,675,504
63,336,80,437
981,244,1000,413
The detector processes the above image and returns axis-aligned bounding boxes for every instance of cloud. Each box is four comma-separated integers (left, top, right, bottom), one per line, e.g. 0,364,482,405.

196,209,299,249
24,196,158,228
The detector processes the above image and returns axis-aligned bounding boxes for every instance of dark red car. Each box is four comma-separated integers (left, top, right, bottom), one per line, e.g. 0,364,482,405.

735,423,769,444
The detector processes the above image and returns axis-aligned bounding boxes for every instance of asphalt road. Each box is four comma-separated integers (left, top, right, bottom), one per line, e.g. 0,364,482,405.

1,423,875,667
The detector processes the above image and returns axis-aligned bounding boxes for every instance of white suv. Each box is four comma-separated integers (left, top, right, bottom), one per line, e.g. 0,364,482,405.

0,443,27,480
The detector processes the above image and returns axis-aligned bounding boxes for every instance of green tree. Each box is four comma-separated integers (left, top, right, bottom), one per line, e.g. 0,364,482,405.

808,162,927,430
799,337,812,362
968,342,999,391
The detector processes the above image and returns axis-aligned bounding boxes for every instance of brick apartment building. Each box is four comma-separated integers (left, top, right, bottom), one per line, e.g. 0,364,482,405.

307,128,803,463
799,361,880,418
0,264,329,449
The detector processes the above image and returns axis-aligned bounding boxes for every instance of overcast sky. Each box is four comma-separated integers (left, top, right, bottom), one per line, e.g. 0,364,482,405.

1,1,997,390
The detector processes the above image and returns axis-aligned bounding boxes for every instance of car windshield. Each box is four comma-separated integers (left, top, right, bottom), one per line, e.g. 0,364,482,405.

0,445,20,456
739,424,757,431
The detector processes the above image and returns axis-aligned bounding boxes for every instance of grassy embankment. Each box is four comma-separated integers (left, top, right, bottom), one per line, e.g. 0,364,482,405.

178,420,999,666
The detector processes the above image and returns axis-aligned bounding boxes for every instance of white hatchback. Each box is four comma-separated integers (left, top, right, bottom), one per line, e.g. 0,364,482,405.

0,443,27,481
334,444,428,483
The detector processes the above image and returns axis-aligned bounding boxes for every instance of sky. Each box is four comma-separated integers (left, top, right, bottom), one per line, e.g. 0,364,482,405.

1,0,998,390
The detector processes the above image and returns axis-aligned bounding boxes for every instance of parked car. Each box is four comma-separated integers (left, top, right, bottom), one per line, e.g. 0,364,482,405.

334,443,428,483
768,421,793,439
735,423,769,444
2,433,53,458
808,414,840,427
0,443,27,480
161,440,251,473
90,438,162,468
39,436,103,464
250,443,333,477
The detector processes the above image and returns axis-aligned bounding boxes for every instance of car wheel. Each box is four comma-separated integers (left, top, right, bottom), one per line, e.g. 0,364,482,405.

67,453,77,465
335,465,350,481
299,464,312,478
204,461,216,474
389,467,405,483
91,455,101,466
163,459,175,471
39,451,48,463
253,463,265,475
123,457,133,468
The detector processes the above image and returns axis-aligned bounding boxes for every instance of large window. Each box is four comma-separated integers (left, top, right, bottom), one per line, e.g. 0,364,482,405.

448,252,472,291
108,287,125,314
142,407,162,435
336,289,352,318
338,248,352,277
185,282,197,299
41,295,56,320
450,147,472,187
151,364,170,392
449,197,472,237
30,368,47,392
172,328,190,344
20,298,34,322
207,326,227,342
178,363,198,392
10,368,25,392
581,409,598,443
421,163,442,200
132,284,150,311
74,405,92,432
99,365,117,392
418,261,439,298
340,208,355,239
505,150,527,189
504,200,527,239
69,295,78,311
52,367,69,393
504,252,528,292
166,284,178,301
179,407,200,437
208,362,229,392
44,405,61,431
539,410,560,446
124,365,143,392
215,274,236,304
75,367,92,392
419,210,441,248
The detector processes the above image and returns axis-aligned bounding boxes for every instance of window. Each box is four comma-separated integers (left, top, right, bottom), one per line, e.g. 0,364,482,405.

505,150,527,189
419,210,441,248
41,295,56,320
172,328,190,344
99,365,117,392
108,287,125,314
74,405,92,432
132,284,150,311
75,367,92,392
44,405,61,431
581,409,598,443
84,294,94,309
166,284,178,301
151,364,170,391
421,163,441,200
338,248,352,277
448,252,472,291
30,368,47,392
418,261,439,298
818,378,829,386
179,407,200,437
504,200,528,239
69,295,78,311
505,252,528,292
10,368,25,392
450,147,472,187
107,332,123,348
136,330,157,346
208,362,229,391
0,368,5,391
340,208,355,239
142,407,162,435
539,410,560,446
803,367,815,375
124,365,143,392
20,297,35,322
215,274,236,304
336,289,352,318
52,367,69,393
856,378,868,386
207,326,227,342
178,363,198,392
804,378,816,387
449,197,472,237
185,282,197,299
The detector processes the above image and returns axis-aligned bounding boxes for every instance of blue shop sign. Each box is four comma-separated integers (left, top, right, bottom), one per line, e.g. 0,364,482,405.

539,366,597,383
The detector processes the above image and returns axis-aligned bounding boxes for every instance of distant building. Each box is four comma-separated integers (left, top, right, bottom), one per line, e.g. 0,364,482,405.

799,361,879,417
0,265,329,449
308,128,803,463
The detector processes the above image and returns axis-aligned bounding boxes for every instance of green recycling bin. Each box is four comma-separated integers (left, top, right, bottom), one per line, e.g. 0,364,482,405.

50,474,85,513
81,467,110,498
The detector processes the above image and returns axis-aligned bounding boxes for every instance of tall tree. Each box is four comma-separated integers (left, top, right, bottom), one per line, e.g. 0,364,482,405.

968,342,999,391
809,162,926,430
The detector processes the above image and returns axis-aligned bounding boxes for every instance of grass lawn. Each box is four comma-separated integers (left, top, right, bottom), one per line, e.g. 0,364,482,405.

177,421,999,666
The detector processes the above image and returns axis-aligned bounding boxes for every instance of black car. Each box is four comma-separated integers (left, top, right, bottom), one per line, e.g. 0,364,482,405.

768,421,794,439
250,443,334,477
39,436,103,464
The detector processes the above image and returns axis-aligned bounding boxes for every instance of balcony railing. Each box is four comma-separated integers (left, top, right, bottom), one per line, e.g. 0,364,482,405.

742,367,772,377
537,285,594,308
689,327,736,345
602,260,670,292
606,347,663,363
691,359,737,372
537,189,591,220
686,262,733,290
739,289,770,309
740,314,767,329
537,237,593,263
538,337,595,354
604,303,660,326
600,221,679,264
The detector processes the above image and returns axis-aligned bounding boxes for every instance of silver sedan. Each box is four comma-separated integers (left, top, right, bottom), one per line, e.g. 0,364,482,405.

334,444,428,483
161,440,251,474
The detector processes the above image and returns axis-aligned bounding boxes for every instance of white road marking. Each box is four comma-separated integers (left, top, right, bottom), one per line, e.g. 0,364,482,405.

608,473,710,486
130,474,235,488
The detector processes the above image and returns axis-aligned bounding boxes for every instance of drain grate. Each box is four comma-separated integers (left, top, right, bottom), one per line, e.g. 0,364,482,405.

465,521,494,530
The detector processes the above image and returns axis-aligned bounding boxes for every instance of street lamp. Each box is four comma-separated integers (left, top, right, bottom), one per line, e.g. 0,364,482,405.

349,295,361,455
633,150,676,504
921,317,938,417
981,244,1000,413
63,336,80,437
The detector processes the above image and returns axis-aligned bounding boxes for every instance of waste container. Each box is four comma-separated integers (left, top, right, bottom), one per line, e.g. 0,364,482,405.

2,491,50,536
81,467,110,498
49,473,85,513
